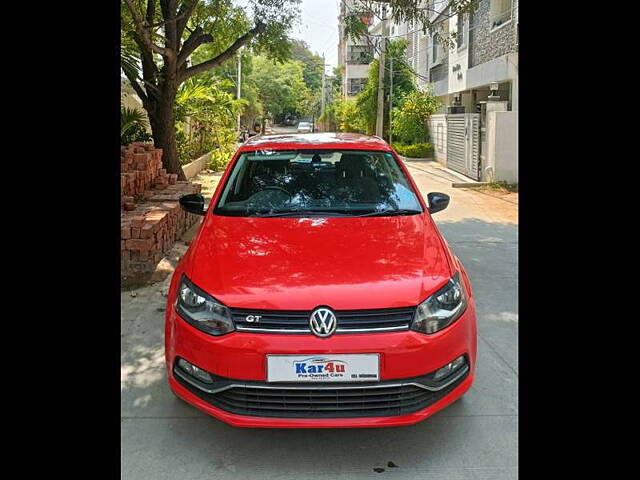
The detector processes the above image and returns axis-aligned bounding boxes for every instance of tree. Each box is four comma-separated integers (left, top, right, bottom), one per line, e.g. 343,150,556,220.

288,40,324,123
121,0,300,179
331,65,343,97
355,40,415,139
234,56,264,129
290,40,324,92
189,47,264,129
317,65,344,131
342,0,478,47
252,57,312,122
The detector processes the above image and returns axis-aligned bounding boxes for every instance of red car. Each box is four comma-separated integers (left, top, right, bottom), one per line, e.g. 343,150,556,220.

166,133,477,428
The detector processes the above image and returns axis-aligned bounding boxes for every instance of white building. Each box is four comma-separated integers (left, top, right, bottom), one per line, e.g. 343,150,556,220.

410,0,519,114
338,0,375,98
390,0,519,183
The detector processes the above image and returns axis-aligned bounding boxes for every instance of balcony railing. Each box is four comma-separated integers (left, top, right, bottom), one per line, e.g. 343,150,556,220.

491,8,512,29
346,53,374,65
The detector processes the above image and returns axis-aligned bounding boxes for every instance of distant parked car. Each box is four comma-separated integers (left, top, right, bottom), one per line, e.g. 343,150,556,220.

297,121,312,133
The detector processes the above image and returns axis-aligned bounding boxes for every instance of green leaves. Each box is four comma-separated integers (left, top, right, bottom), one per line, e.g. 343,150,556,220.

121,107,146,136
186,0,300,74
354,39,416,138
121,106,152,145
335,98,364,133
391,89,440,144
392,142,434,158
290,40,324,92
174,76,243,164
121,43,141,82
342,1,478,41
252,56,312,119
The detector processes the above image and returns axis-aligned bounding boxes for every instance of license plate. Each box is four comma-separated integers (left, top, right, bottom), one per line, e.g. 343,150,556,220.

266,354,380,383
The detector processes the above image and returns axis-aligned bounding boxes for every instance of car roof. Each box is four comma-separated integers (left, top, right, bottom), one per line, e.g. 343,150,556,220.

238,132,392,152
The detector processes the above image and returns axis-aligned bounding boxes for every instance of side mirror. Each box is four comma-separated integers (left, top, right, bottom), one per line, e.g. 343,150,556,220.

179,194,207,216
427,192,450,214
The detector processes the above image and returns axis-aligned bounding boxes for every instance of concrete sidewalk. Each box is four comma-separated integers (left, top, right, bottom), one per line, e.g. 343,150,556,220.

121,161,518,479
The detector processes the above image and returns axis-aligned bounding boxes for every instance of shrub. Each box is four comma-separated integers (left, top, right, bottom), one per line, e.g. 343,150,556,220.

334,98,364,133
208,148,230,171
175,77,244,167
392,142,434,158
206,127,237,171
391,89,440,144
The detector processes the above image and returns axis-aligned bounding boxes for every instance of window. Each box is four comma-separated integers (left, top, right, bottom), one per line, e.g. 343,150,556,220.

348,78,367,96
215,150,423,217
428,0,445,18
437,124,444,152
432,34,439,64
457,14,465,48
347,45,374,64
490,0,512,29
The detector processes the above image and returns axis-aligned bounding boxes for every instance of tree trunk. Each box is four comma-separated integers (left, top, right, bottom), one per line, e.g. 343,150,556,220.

148,85,187,181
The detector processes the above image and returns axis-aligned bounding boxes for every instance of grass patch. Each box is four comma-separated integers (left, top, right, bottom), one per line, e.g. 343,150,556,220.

482,181,518,193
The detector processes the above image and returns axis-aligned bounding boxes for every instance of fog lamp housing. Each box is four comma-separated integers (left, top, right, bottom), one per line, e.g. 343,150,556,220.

433,355,467,381
177,358,213,384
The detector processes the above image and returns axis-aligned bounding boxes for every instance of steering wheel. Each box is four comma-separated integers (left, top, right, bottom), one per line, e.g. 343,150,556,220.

261,186,291,198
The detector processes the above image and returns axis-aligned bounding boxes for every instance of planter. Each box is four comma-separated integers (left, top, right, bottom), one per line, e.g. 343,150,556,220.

181,151,212,180
397,154,434,162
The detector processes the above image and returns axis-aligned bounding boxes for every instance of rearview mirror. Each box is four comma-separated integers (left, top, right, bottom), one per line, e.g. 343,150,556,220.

427,192,450,214
179,194,207,216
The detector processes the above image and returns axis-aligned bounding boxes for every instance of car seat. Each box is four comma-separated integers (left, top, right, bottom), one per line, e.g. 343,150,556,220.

336,154,380,202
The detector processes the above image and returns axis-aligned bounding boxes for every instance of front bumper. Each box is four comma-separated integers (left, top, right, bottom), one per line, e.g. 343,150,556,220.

165,300,477,428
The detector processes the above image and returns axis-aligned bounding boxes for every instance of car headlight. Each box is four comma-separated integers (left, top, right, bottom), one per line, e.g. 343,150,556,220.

175,275,235,336
411,272,468,334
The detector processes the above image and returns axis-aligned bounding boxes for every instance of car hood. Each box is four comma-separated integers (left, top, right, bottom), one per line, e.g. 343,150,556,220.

189,214,452,310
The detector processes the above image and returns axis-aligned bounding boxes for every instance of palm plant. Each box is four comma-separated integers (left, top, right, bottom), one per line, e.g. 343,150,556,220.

174,76,245,165
121,106,151,145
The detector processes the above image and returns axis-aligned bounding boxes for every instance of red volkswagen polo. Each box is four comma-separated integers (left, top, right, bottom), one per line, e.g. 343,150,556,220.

165,133,477,428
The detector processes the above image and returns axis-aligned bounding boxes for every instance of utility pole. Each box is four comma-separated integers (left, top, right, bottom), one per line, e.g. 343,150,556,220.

389,54,393,145
321,54,326,120
236,48,242,133
375,6,388,138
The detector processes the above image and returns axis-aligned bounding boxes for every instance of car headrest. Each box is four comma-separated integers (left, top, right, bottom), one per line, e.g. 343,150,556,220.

337,154,374,177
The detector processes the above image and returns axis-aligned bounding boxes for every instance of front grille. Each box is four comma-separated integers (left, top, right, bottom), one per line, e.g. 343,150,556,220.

175,370,467,418
230,307,416,334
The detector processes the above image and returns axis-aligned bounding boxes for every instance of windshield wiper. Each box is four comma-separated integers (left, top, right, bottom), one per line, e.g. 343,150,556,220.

354,209,422,217
249,210,354,218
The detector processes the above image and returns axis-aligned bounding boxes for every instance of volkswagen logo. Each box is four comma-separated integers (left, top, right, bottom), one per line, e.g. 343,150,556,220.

309,307,337,338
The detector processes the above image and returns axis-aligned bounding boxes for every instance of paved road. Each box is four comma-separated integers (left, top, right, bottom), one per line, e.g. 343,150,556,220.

270,125,299,134
121,160,518,479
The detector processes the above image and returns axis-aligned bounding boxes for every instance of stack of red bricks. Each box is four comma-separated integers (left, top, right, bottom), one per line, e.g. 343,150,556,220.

121,142,179,210
121,142,202,278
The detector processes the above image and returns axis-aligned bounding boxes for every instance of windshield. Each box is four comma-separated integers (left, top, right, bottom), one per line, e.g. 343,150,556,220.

214,149,423,217
298,122,310,127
